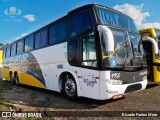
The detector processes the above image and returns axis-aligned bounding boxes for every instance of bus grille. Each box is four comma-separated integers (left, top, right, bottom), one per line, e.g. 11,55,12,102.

125,84,142,94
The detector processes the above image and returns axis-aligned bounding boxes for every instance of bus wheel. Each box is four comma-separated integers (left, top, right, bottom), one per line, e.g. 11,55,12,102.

14,74,19,86
10,74,15,84
62,75,77,100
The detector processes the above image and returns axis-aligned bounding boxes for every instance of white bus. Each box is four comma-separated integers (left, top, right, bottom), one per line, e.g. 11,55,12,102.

2,4,155,100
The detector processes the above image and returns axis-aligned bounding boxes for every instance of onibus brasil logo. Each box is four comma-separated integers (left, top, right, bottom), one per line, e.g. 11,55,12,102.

4,7,21,15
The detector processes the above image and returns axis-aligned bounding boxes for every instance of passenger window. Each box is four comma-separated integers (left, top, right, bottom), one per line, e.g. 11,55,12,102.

3,49,6,58
11,43,16,56
35,28,48,49
49,24,57,44
68,39,79,66
7,47,10,57
35,32,41,49
49,18,67,45
57,18,67,42
41,28,48,47
25,35,34,52
82,33,97,67
69,11,93,37
17,39,24,54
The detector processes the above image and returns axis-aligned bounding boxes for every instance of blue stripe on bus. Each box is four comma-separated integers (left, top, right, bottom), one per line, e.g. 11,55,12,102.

26,71,46,87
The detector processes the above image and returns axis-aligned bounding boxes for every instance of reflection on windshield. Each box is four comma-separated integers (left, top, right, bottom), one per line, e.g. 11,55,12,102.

129,33,145,66
101,28,146,70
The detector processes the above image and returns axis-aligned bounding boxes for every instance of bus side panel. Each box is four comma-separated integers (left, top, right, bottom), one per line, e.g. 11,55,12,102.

31,42,67,91
80,68,100,99
18,71,46,89
2,67,10,81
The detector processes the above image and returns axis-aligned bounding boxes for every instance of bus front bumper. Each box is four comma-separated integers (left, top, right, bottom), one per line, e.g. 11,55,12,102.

99,79,147,100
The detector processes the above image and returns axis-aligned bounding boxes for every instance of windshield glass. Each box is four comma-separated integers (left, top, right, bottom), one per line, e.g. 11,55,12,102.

101,28,146,71
96,7,137,32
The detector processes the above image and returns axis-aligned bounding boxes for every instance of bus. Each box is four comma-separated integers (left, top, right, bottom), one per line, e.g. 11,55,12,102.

2,4,155,100
0,48,2,78
139,28,160,82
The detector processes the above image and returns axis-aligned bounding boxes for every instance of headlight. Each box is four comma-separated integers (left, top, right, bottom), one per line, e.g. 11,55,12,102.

106,79,123,85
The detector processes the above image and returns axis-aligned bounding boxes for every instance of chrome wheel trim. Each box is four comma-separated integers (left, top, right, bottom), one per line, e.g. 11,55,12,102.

65,79,76,96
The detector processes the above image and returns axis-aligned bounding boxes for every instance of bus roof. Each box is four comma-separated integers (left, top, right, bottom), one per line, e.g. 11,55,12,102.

69,4,132,19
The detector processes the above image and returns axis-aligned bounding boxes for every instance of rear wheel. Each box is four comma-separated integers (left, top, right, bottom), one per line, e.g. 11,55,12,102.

10,74,14,84
14,74,19,86
62,74,77,100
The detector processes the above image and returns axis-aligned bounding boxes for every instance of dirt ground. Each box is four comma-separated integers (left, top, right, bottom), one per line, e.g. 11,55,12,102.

0,79,160,119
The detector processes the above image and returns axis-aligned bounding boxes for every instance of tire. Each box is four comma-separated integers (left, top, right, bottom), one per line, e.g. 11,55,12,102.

14,74,19,86
62,75,77,100
10,74,14,84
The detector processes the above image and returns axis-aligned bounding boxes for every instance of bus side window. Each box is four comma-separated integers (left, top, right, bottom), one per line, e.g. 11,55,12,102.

68,39,79,66
56,18,67,42
6,47,10,58
11,43,16,56
69,11,93,38
25,35,34,52
3,49,6,58
17,39,24,54
49,18,67,45
35,29,48,49
35,32,41,49
49,24,57,45
41,28,48,47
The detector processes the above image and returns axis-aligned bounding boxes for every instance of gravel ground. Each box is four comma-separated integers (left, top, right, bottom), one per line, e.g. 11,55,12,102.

0,80,160,119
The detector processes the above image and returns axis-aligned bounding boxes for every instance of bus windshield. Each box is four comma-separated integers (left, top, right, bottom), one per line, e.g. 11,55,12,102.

96,7,137,32
101,28,146,71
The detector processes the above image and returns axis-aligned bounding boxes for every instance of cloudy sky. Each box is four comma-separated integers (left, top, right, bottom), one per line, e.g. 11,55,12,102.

0,0,160,44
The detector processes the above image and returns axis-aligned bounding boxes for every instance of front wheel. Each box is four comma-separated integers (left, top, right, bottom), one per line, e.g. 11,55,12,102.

62,77,77,100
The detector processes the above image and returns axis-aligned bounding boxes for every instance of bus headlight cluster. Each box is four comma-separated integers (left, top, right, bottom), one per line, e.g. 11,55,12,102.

106,79,123,85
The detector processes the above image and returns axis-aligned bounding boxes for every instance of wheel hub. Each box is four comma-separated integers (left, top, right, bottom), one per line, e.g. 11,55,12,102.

65,79,76,96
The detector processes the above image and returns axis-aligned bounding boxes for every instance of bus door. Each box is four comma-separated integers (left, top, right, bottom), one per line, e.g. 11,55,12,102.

80,32,100,99
142,41,154,81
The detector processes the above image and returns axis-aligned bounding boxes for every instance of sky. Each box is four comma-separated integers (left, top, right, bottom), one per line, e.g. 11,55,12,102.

0,0,160,44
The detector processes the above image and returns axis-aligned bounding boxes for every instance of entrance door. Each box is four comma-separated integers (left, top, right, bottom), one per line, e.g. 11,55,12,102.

142,41,154,81
80,32,100,99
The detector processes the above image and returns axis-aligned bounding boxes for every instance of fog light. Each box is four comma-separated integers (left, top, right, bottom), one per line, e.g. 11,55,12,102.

106,79,123,85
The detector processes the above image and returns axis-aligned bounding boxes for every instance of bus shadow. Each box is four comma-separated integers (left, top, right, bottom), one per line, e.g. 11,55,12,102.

0,80,126,110
76,97,126,108
146,82,159,89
